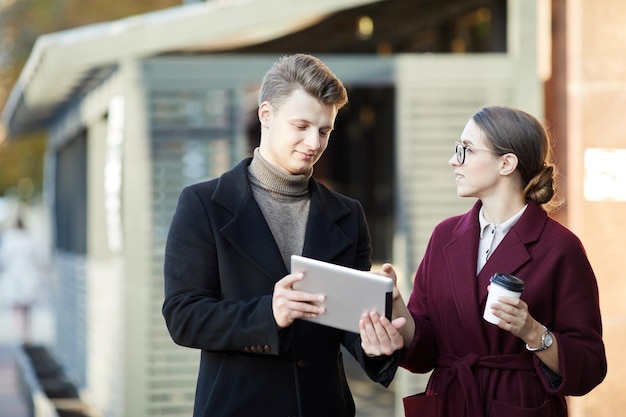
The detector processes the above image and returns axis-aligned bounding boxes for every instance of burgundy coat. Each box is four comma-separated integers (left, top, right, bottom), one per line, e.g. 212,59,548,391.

401,201,606,417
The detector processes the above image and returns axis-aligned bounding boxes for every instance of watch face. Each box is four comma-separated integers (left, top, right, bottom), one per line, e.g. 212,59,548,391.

544,332,553,347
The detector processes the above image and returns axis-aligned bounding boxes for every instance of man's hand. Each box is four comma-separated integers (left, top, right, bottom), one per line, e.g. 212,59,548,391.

370,263,416,348
360,310,406,356
272,273,325,328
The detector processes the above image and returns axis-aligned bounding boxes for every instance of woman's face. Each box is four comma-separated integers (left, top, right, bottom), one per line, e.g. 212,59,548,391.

449,119,504,199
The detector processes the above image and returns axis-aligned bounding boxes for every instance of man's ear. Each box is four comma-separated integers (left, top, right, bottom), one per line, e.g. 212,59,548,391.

500,153,519,176
258,101,272,127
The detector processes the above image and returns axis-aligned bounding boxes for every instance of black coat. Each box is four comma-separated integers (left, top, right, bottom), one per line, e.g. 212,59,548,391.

163,158,398,417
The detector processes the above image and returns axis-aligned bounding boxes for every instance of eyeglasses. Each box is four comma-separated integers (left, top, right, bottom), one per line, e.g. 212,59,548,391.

454,142,501,165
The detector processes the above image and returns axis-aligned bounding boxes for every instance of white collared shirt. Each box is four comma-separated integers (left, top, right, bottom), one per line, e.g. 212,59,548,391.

477,204,527,274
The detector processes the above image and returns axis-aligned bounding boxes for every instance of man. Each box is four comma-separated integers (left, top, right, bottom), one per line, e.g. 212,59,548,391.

163,54,404,417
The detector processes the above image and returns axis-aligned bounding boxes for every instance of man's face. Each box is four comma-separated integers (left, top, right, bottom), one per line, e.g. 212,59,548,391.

258,88,338,175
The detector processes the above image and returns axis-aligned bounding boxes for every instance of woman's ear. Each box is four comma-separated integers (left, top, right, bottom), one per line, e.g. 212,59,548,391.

499,153,519,176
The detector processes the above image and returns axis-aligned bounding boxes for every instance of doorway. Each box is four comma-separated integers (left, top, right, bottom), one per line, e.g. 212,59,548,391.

312,86,395,264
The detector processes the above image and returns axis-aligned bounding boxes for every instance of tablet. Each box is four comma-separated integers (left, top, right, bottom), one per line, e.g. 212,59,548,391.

290,255,393,333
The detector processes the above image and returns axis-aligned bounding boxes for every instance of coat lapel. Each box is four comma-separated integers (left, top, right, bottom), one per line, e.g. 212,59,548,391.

478,202,545,289
447,201,546,354
444,202,488,350
212,160,355,283
301,179,353,262
213,159,287,282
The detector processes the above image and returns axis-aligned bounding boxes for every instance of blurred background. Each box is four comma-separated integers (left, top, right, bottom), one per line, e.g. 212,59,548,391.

0,0,624,416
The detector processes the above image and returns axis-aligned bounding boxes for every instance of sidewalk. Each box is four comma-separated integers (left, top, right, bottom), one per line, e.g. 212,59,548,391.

0,303,55,417
0,303,394,417
0,344,29,417
344,352,396,417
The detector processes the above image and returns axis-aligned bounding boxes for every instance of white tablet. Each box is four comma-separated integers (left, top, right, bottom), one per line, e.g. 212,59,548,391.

290,255,393,333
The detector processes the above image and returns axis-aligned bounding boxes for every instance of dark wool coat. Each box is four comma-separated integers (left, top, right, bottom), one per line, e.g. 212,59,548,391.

163,159,398,417
401,201,606,417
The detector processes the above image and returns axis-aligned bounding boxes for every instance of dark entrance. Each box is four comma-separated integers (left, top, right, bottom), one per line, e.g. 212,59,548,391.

247,86,395,264
318,86,395,263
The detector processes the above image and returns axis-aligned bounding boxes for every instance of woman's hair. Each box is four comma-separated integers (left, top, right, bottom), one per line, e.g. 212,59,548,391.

472,105,562,210
258,54,348,111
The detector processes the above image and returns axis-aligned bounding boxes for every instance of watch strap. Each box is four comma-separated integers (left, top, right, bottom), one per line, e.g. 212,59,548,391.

525,325,551,352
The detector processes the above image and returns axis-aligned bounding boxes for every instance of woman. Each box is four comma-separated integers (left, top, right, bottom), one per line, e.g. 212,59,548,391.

0,216,47,344
363,106,607,416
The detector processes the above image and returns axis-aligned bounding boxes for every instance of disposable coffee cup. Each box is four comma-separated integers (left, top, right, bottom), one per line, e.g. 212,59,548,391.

483,273,525,325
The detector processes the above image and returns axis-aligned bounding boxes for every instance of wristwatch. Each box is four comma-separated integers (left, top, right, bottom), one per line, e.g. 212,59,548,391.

525,325,553,352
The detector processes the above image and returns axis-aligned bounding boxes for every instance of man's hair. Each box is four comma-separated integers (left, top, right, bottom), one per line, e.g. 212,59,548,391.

258,54,348,111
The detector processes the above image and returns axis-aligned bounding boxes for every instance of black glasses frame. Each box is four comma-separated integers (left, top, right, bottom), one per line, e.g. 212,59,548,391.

454,142,502,165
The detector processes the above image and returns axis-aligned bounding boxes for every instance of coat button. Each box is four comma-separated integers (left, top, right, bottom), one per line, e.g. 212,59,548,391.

263,345,270,353
296,360,305,368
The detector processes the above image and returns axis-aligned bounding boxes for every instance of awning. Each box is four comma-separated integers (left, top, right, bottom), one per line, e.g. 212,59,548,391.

1,0,381,136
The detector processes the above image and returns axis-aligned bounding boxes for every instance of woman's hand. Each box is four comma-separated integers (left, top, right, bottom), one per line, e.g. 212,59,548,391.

490,290,560,374
371,263,401,302
489,291,536,339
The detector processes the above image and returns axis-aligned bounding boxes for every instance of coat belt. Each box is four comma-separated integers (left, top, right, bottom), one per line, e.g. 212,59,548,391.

437,352,534,415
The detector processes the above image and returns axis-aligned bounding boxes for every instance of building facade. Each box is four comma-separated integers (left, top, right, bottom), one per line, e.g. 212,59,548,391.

2,0,622,416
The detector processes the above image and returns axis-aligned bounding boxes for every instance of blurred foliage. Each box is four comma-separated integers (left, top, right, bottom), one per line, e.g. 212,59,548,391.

0,132,46,198
0,0,181,199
